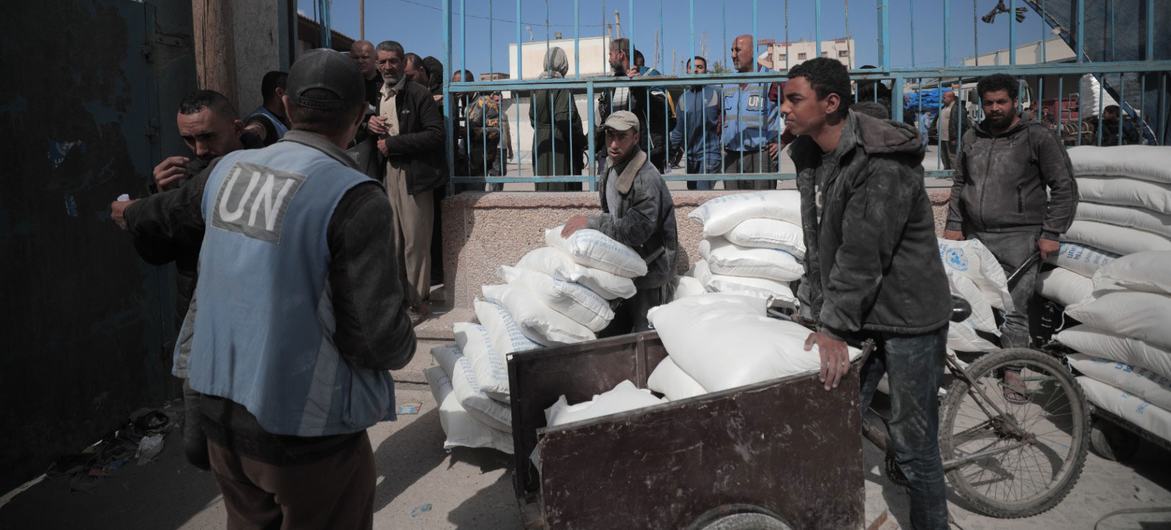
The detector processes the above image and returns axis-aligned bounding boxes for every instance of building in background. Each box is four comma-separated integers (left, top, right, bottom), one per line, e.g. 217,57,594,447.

759,37,855,71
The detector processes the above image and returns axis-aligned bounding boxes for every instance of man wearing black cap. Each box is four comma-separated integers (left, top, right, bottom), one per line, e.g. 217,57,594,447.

562,110,678,334
143,49,416,528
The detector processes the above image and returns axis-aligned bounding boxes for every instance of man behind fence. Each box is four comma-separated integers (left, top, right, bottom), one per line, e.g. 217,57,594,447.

722,34,782,190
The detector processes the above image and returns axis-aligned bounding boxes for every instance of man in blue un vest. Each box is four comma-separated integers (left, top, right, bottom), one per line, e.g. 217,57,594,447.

176,49,416,528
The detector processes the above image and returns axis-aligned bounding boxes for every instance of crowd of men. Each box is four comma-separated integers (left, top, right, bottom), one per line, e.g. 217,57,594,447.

105,27,1086,527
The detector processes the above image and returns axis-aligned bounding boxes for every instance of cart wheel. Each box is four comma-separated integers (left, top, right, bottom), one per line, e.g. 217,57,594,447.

689,505,792,530
1089,420,1140,462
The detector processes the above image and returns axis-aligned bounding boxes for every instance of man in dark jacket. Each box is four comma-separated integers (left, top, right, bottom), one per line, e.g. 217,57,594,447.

596,38,672,173
784,58,952,530
367,40,447,321
944,73,1077,351
111,90,258,326
562,110,678,335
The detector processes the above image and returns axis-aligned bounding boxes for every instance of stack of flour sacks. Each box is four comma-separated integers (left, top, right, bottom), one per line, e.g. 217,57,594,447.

678,191,805,305
541,293,864,430
1037,145,1171,309
1056,251,1171,446
424,226,647,454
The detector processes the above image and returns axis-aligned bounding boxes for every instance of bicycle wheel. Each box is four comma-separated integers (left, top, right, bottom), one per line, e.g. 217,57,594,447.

939,348,1089,518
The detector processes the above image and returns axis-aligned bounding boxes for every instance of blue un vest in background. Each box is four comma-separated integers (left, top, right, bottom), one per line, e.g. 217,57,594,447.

722,83,782,152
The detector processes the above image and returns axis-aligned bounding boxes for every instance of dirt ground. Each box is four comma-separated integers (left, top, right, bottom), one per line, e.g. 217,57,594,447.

2,376,1169,529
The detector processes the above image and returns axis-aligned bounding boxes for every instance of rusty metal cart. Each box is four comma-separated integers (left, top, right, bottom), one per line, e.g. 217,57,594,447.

507,331,870,530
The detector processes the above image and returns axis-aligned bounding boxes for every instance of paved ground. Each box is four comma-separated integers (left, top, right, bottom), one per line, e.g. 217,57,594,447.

2,370,1169,529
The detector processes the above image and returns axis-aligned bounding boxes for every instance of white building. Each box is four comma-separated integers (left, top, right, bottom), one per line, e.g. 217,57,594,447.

494,36,613,174
759,38,855,71
508,35,613,80
963,36,1075,66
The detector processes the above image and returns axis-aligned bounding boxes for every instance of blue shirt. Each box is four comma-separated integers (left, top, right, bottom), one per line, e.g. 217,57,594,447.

722,83,782,152
669,86,722,169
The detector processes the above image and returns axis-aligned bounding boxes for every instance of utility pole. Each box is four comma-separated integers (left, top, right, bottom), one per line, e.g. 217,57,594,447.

191,0,238,109
360,0,365,40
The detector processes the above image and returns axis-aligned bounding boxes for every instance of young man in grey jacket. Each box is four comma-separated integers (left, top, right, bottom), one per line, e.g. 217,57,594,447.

785,58,952,530
943,74,1077,351
562,110,678,335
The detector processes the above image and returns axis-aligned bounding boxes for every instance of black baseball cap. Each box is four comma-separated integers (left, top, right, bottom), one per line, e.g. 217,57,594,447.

286,48,364,110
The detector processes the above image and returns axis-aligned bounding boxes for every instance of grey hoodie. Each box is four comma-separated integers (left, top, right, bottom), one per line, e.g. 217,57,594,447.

792,111,951,336
946,119,1077,239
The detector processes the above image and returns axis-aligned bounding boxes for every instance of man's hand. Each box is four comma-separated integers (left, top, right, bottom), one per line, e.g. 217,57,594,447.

561,215,590,238
377,138,389,156
368,115,388,136
768,142,779,158
1038,237,1060,260
805,330,850,391
110,199,137,230
153,156,190,191
943,229,964,241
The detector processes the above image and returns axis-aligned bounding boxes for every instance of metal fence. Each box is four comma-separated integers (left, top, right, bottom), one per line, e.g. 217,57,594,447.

436,0,1171,191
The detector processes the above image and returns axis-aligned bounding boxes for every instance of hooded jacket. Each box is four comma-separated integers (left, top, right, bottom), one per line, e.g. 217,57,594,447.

792,111,951,337
946,119,1077,239
588,147,678,289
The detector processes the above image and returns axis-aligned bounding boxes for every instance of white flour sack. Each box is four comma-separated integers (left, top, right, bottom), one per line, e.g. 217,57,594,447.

1050,242,1118,277
948,273,999,334
514,247,637,300
450,354,512,432
688,190,804,237
1066,291,1171,351
1036,267,1095,308
948,319,1001,353
1057,325,1171,381
424,367,514,454
544,381,665,428
937,238,1013,311
724,218,806,259
647,357,708,401
673,275,708,300
1077,376,1171,445
1077,176,1171,215
545,227,647,278
431,344,461,380
451,323,510,401
473,299,541,356
1092,251,1171,296
482,284,596,346
1068,354,1171,412
1063,220,1171,256
1076,202,1171,239
499,265,614,331
700,238,805,282
692,259,797,304
1068,145,1171,184
647,293,861,391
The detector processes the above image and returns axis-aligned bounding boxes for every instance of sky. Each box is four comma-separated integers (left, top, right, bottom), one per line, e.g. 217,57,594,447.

298,0,1059,75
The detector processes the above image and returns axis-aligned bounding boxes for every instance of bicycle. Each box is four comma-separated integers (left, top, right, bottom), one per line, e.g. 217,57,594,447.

860,253,1091,518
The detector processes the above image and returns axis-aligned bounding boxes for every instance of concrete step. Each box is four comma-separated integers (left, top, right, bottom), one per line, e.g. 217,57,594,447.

391,338,455,386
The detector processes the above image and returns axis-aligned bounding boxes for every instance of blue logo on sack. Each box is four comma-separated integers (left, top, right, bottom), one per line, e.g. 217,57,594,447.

943,248,969,272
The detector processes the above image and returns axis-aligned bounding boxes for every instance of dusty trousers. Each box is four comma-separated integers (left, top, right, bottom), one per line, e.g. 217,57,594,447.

206,432,376,530
385,168,434,307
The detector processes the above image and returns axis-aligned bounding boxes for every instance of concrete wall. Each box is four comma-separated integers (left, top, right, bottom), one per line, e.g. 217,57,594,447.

441,189,952,309
231,0,282,115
